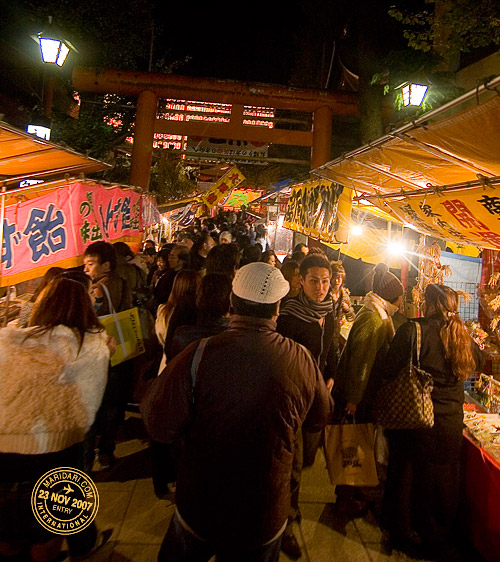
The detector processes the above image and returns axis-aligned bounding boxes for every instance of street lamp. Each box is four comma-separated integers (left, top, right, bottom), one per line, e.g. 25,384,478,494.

32,17,76,118
401,82,429,107
38,35,70,67
36,17,75,67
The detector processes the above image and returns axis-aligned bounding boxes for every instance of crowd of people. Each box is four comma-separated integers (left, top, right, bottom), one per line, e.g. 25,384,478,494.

0,209,482,562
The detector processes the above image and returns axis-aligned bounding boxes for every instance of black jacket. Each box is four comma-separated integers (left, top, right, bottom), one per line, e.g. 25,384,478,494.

277,309,336,381
383,316,484,462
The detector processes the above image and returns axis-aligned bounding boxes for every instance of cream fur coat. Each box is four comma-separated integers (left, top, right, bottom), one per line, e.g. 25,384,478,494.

0,325,110,454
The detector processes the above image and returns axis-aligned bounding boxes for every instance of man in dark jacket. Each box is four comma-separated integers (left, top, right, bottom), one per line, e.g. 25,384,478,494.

142,262,333,562
276,253,335,558
83,241,132,315
83,241,132,470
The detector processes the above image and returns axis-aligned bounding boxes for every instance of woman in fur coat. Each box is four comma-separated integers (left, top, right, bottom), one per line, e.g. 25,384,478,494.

0,275,113,562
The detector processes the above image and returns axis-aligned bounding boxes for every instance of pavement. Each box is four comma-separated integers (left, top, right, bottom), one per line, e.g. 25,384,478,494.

69,411,485,562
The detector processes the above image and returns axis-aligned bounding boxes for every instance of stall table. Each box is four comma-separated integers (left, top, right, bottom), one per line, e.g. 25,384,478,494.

461,431,500,562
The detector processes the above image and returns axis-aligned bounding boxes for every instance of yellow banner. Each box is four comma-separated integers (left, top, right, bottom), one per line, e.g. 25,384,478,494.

380,187,500,250
283,180,348,244
201,166,245,209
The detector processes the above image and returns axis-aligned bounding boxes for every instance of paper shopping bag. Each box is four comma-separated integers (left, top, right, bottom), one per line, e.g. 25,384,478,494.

323,423,379,487
99,306,145,366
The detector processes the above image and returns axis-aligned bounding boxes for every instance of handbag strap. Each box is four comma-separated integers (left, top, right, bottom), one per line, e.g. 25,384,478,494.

415,321,422,368
190,337,210,403
99,282,116,315
99,283,126,354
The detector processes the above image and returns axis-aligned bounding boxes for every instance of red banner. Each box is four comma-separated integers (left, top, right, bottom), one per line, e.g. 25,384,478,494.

1,181,148,286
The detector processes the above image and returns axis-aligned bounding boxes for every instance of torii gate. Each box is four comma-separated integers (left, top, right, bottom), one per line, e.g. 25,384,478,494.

72,67,359,191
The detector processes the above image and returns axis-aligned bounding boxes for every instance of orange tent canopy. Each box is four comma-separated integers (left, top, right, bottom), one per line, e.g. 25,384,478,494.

0,121,110,186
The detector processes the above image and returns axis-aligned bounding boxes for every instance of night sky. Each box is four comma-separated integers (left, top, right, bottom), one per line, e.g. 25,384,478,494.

152,1,303,84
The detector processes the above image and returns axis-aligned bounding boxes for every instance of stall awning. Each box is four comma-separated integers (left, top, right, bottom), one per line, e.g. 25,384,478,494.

312,76,500,249
0,121,111,185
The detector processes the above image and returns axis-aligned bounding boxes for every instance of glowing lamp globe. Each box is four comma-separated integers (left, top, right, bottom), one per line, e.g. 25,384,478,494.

38,34,71,66
402,83,428,107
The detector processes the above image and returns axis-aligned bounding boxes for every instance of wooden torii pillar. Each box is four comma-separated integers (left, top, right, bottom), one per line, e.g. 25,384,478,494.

72,68,359,191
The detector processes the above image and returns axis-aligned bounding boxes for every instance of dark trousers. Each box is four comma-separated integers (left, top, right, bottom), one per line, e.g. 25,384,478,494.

151,440,179,498
84,361,133,465
382,430,415,538
383,429,461,548
286,428,322,531
158,512,281,562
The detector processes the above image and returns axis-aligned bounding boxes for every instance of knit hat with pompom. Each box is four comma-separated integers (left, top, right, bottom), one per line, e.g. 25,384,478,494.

371,262,404,302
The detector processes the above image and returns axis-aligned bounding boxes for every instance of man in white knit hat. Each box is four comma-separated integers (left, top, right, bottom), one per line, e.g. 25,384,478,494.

142,262,333,562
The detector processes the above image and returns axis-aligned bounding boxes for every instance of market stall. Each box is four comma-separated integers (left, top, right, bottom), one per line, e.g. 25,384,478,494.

279,77,500,561
0,122,159,322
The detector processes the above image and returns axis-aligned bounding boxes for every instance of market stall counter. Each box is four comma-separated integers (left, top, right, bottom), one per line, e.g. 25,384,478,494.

461,408,500,562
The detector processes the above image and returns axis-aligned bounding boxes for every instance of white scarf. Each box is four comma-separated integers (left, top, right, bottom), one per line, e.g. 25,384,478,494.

363,291,398,340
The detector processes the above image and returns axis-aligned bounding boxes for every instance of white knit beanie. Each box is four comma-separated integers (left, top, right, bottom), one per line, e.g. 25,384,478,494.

232,262,290,304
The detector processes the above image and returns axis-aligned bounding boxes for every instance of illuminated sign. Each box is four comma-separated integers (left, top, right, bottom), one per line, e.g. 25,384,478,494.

187,137,268,159
153,134,187,150
158,99,274,129
26,125,51,140
106,99,275,155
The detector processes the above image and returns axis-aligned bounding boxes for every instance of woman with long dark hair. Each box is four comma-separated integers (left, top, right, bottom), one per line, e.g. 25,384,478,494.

15,266,65,328
155,270,201,372
0,277,113,561
381,284,482,560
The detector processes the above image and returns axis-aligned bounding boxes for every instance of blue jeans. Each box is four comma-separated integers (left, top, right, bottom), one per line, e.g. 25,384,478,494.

158,512,282,562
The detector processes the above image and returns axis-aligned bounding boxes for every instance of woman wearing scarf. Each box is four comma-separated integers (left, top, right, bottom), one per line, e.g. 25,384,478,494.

333,262,404,517
276,254,336,559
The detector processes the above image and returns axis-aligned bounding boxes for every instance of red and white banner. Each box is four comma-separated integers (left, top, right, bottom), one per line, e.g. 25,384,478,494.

1,181,151,286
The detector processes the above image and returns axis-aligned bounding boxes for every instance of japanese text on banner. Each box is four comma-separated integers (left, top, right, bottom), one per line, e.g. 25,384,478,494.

1,182,143,286
383,187,500,249
201,166,245,209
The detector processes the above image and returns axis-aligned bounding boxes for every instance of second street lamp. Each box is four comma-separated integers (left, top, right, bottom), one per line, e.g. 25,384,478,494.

401,82,429,107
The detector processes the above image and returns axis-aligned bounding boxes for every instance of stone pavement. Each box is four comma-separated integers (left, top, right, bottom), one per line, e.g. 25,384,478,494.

75,412,485,562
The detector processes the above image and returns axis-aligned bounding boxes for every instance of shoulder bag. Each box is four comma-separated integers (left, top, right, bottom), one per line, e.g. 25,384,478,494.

374,322,434,430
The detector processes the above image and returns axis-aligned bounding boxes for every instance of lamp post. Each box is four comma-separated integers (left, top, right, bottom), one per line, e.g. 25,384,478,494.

34,17,76,118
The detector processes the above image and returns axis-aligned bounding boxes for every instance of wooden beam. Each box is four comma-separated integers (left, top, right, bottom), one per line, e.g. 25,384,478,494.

154,119,314,147
73,67,359,114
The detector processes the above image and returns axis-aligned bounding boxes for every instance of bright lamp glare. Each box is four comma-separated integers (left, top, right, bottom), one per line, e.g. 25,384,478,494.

277,215,285,228
402,83,428,107
387,240,405,256
351,224,363,236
